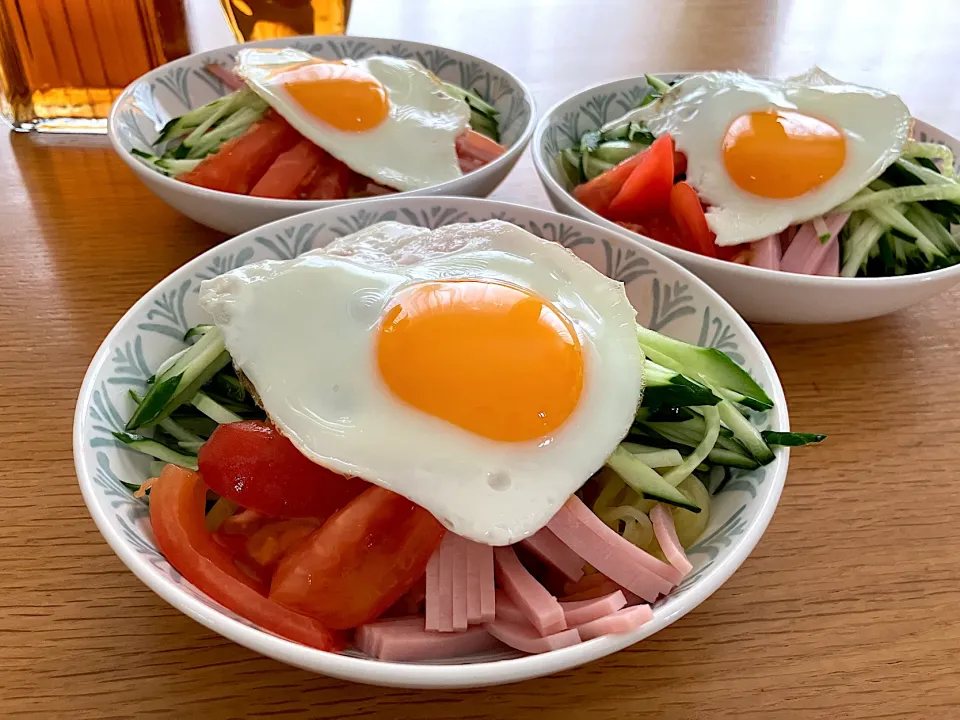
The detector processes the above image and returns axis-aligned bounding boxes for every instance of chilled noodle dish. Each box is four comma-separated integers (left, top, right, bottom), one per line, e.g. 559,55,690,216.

118,220,823,661
556,69,960,277
131,48,506,199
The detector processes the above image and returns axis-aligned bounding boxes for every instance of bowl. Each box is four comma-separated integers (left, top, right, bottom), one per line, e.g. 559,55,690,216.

75,196,789,688
532,74,960,324
108,36,535,235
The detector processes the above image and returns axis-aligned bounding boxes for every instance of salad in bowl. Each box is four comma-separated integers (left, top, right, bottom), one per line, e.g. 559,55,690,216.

75,197,821,687
534,69,960,323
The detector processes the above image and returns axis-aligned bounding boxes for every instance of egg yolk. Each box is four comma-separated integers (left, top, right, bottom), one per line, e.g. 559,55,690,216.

377,280,584,443
721,109,846,198
272,59,389,132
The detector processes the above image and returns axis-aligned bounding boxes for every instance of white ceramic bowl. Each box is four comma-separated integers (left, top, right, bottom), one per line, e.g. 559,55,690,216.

108,36,535,235
75,196,790,689
532,74,960,324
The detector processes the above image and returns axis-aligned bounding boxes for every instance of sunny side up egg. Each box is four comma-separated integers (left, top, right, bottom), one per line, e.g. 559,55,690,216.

234,48,471,192
604,68,912,246
199,220,643,546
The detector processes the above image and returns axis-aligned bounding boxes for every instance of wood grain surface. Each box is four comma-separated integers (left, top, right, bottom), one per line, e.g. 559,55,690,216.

2,0,959,717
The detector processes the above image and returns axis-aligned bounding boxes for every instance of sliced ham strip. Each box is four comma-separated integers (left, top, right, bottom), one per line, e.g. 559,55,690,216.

547,497,675,602
437,533,456,632
494,590,529,625
560,579,623,602
424,547,441,631
779,213,850,275
520,527,585,583
650,504,693,577
451,535,469,631
576,605,654,641
478,542,496,623
815,235,840,276
204,63,246,91
560,590,627,626
358,620,501,662
493,545,566,636
465,541,495,624
356,616,424,657
748,234,782,271
484,619,581,654
566,496,681,585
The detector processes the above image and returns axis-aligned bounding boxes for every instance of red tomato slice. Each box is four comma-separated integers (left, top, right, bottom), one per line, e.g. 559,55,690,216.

198,421,367,519
674,150,688,179
606,134,675,220
250,139,323,199
179,115,299,195
573,151,646,216
455,129,507,165
270,486,445,629
303,153,355,200
150,465,344,651
245,518,321,571
669,181,717,257
617,214,687,250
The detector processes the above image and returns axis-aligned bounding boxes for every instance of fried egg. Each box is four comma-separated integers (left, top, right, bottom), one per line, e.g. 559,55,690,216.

234,48,470,192
199,220,642,545
604,68,911,246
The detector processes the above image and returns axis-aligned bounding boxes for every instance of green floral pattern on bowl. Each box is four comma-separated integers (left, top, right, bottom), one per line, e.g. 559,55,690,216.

74,197,789,684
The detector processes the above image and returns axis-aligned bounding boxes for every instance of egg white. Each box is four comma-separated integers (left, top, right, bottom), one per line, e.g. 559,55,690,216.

234,48,470,192
603,68,912,246
199,220,642,545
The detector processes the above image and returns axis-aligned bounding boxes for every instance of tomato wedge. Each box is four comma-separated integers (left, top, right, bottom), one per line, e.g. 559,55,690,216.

617,214,687,250
198,421,367,519
150,465,344,651
270,486,445,629
455,129,506,164
607,134,675,220
179,115,299,194
669,181,717,257
250,139,323,199
304,153,355,200
573,150,646,216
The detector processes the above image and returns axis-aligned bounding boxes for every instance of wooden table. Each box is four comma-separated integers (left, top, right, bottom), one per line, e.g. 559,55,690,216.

3,0,959,716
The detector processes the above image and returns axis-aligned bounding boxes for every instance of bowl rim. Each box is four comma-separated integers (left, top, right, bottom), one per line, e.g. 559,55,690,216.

107,34,537,210
532,73,960,289
73,196,789,689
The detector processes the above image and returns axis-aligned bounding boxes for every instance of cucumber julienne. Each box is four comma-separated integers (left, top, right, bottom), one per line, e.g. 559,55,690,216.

119,321,822,555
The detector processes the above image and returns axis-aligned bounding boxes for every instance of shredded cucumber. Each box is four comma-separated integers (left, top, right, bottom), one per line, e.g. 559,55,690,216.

661,406,721,486
837,184,960,212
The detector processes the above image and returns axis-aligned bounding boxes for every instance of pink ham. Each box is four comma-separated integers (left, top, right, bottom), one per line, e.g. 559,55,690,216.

560,590,627,626
484,619,581,654
520,527,585,583
478,542,496,623
451,536,469,631
779,213,850,275
650,504,693,576
780,225,798,252
576,605,654,641
547,497,675,602
437,533,457,631
494,590,529,625
204,63,246,91
565,496,682,585
424,549,441,631
358,619,501,662
493,545,567,636
748,234,782,271
815,235,840,276
465,540,495,624
356,616,424,657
